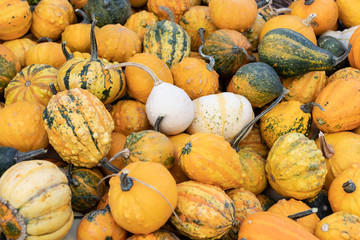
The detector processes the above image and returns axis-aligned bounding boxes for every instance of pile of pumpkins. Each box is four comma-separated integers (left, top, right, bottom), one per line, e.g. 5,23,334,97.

0,0,360,239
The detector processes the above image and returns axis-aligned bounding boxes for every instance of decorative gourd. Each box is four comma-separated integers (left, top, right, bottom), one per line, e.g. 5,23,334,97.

179,6,217,51
326,67,360,85
321,25,359,49
106,62,195,136
108,161,178,234
31,0,76,41
289,0,338,35
43,88,114,168
0,45,21,96
348,26,360,70
268,198,320,233
124,10,159,42
313,78,360,132
237,124,269,159
328,163,360,217
76,207,128,240
57,21,126,105
143,20,191,68
171,57,219,100
168,133,190,184
170,180,235,239
179,132,245,190
147,0,191,23
238,212,320,240
283,71,327,103
97,24,142,63
265,132,327,200
258,28,351,77
0,101,49,152
25,39,70,68
186,92,254,142
315,211,360,240
0,0,32,41
336,0,360,28
303,189,333,220
124,53,173,104
127,229,180,240
83,0,131,27
129,0,148,8
4,64,58,106
230,62,284,108
235,147,267,195
256,194,276,211
0,160,73,240
315,131,360,190
100,132,127,176
209,0,257,32
3,38,36,68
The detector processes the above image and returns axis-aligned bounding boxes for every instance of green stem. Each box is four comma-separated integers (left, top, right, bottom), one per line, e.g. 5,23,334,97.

154,115,165,132
61,42,74,61
90,18,98,61
288,208,318,220
14,148,47,162
198,28,216,72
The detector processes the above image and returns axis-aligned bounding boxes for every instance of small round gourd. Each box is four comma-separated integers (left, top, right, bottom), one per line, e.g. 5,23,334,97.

3,38,36,68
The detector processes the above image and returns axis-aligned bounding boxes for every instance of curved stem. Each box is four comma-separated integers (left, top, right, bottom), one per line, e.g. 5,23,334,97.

232,46,256,62
49,82,58,95
318,131,335,159
120,169,133,191
198,28,215,72
61,42,74,61
300,102,325,113
302,13,317,27
14,148,47,163
275,8,292,15
231,88,289,150
108,148,130,162
333,43,352,66
37,37,53,43
98,157,121,173
75,9,89,24
343,180,356,193
90,18,98,61
288,208,318,220
105,62,163,86
154,115,166,132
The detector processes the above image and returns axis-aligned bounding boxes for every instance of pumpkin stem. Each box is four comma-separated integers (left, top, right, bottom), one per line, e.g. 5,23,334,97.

302,13,317,27
332,43,352,67
67,163,74,186
232,46,256,62
98,157,121,173
198,28,216,72
318,131,335,159
105,62,163,86
231,87,289,150
342,179,356,193
14,148,47,163
300,102,325,113
304,0,315,5
288,208,318,220
0,197,27,240
120,169,133,191
154,115,166,132
75,9,90,24
108,148,130,162
275,8,292,15
37,37,54,43
49,82,58,95
158,6,175,22
90,17,98,61
61,42,74,61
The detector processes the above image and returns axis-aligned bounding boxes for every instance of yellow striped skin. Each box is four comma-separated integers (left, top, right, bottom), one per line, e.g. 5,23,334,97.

170,181,235,239
43,88,114,168
57,58,125,105
5,64,59,106
0,160,73,240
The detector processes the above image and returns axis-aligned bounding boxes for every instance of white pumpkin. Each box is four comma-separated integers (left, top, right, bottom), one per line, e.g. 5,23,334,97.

186,92,254,142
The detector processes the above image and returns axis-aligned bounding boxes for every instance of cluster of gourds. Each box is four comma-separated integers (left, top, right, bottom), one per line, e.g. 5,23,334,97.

0,0,360,239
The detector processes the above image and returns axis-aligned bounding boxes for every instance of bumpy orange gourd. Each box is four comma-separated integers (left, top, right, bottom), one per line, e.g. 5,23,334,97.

147,0,191,23
124,10,158,42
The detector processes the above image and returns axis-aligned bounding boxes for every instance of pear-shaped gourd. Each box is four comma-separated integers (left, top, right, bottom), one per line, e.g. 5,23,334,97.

106,62,195,135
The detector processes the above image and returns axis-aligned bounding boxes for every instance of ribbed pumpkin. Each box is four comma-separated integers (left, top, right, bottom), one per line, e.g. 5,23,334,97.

4,64,58,106
348,26,360,70
328,163,360,217
236,123,269,159
171,57,219,100
43,88,114,168
168,133,190,184
127,229,180,240
97,24,142,63
143,20,191,68
179,6,218,51
124,53,173,103
76,207,128,240
147,0,191,23
336,0,360,28
266,132,327,200
0,0,32,41
315,211,360,240
57,21,126,105
0,160,73,240
289,0,339,35
31,0,76,41
0,101,49,152
179,132,245,190
0,45,21,95
283,71,327,103
326,67,360,85
108,161,178,234
268,198,320,234
238,212,320,240
315,131,360,190
3,38,36,68
124,10,159,42
170,180,235,239
313,78,360,132
120,130,175,169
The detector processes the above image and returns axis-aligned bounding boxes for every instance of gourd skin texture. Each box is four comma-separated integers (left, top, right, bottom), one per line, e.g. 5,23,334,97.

43,88,114,168
25,42,69,69
147,0,191,24
124,11,159,42
3,38,36,68
266,133,327,200
0,160,73,240
0,45,21,95
170,181,235,239
348,27,360,70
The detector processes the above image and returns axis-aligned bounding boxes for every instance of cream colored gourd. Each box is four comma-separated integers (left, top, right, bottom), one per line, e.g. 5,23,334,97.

186,92,254,142
106,62,195,136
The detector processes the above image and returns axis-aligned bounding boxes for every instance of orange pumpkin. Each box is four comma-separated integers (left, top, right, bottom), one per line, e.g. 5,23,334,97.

3,38,36,68
124,10,159,42
348,26,360,70
147,0,191,23
326,67,360,85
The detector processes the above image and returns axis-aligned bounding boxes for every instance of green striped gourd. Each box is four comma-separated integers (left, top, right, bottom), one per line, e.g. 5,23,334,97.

143,20,191,68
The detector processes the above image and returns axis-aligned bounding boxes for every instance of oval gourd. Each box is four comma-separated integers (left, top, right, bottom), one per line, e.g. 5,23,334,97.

187,92,254,142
